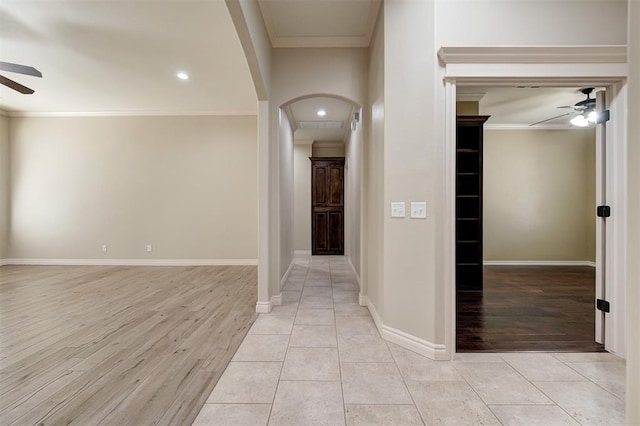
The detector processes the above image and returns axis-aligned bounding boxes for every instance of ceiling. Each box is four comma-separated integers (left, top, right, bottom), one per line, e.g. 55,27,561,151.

258,0,381,48
0,0,257,114
459,86,601,128
286,96,356,142
0,1,599,132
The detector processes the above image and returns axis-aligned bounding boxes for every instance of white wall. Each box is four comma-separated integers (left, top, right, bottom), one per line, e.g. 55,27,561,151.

279,109,294,278
345,115,363,277
226,0,272,100
364,0,627,353
366,9,385,316
436,0,627,46
8,115,257,261
293,142,312,252
381,0,438,344
271,47,368,297
626,1,640,422
483,129,596,262
0,115,9,260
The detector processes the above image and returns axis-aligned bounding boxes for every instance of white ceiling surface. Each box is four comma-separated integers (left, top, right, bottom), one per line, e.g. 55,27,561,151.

258,0,380,47
0,0,257,114
459,87,598,128
288,96,355,142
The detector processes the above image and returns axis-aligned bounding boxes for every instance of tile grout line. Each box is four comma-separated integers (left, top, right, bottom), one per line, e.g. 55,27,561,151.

384,339,427,425
330,259,349,426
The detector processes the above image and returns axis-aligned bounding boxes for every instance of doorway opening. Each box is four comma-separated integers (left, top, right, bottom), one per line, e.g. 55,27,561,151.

284,94,362,265
454,86,605,352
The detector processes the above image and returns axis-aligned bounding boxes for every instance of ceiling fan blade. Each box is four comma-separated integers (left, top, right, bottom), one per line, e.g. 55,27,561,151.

0,61,42,78
0,74,35,94
557,105,574,109
529,112,572,127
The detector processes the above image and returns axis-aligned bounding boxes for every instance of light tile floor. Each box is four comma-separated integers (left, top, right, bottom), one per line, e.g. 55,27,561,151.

194,255,626,426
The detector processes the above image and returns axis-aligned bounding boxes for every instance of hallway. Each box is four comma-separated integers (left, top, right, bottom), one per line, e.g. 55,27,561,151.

194,256,626,425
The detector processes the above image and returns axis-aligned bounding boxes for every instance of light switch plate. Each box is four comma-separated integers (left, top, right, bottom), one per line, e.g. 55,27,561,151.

411,202,427,219
391,202,406,218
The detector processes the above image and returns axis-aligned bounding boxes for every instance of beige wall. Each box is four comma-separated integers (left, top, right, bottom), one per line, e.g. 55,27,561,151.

456,102,479,115
271,47,368,296
279,110,294,278
345,113,363,277
365,9,384,314
381,0,437,342
484,129,596,262
436,0,627,46
626,1,640,422
0,115,9,259
312,144,345,157
8,115,257,260
293,142,312,252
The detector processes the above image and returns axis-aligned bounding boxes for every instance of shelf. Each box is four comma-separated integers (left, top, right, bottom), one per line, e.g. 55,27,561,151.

457,218,479,221
456,195,479,198
457,149,479,153
457,262,482,266
457,172,479,176
457,240,480,243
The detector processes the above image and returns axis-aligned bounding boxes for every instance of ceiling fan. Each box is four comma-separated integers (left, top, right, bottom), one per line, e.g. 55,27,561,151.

0,61,43,95
530,87,596,127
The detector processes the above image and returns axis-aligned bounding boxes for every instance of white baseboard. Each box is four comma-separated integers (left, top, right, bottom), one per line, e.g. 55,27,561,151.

294,250,311,257
0,259,8,266
359,293,367,306
361,296,448,361
2,258,258,266
255,292,282,313
484,260,596,267
280,259,296,290
347,257,362,291
272,293,282,306
255,300,272,313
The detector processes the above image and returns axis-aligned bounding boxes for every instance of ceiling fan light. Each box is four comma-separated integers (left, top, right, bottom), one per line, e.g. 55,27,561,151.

570,114,590,127
588,110,598,123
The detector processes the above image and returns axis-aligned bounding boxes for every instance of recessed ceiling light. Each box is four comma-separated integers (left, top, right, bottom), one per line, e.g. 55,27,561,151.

176,72,189,80
317,109,327,117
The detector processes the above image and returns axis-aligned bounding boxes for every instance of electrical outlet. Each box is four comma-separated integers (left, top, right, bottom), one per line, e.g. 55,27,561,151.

146,244,152,253
102,244,108,253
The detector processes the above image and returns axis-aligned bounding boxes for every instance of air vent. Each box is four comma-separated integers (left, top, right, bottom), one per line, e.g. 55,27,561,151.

298,121,344,129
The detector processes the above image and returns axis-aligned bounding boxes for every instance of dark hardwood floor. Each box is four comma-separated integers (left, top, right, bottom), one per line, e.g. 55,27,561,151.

457,265,605,352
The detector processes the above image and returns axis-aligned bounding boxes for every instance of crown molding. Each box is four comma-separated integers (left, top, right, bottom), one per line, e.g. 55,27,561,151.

484,123,595,130
271,35,370,48
457,93,486,102
7,110,257,118
438,46,627,65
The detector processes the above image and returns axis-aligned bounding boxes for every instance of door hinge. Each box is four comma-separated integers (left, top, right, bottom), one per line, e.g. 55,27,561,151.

597,205,611,218
597,299,611,313
595,110,610,124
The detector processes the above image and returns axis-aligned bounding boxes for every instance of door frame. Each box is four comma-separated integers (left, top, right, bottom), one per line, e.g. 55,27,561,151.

439,46,628,359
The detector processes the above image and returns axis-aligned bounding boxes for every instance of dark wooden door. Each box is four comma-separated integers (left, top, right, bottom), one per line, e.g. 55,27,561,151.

311,157,344,255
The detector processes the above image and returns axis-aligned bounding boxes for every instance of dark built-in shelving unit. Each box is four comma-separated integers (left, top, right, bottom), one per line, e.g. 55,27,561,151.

456,115,490,291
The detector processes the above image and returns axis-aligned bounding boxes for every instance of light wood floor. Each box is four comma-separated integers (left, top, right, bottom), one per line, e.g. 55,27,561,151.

0,265,257,425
